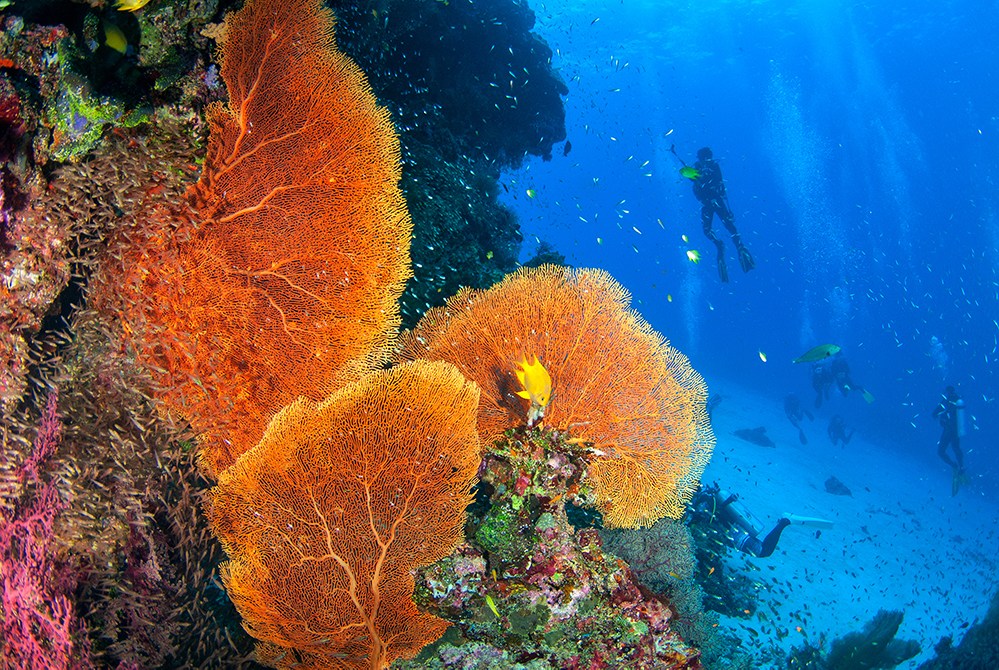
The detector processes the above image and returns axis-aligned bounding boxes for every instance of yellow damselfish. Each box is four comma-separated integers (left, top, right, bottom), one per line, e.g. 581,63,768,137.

679,166,701,180
103,23,127,53
686,249,701,264
514,354,552,426
116,0,152,10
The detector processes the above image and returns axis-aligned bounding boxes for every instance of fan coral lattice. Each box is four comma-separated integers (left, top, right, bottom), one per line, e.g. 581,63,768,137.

395,264,714,528
209,360,482,669
93,0,412,478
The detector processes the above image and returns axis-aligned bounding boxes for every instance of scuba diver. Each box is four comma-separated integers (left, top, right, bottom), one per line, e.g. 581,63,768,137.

784,393,814,444
811,361,834,409
706,393,723,422
831,351,873,402
932,386,968,494
827,414,855,447
680,147,755,283
689,483,831,559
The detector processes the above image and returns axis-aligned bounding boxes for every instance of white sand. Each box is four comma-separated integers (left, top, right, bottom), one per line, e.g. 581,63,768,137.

700,377,999,668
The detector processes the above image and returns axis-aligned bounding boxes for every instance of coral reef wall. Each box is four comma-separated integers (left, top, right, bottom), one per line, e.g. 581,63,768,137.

332,0,569,325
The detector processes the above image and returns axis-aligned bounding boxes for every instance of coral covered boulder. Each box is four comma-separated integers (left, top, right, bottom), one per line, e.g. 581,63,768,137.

410,425,702,670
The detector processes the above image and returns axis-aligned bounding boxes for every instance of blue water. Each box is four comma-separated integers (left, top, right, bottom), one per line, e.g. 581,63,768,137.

500,0,998,496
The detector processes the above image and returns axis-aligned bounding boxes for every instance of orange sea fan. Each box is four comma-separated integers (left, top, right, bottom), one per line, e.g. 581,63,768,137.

92,0,411,477
209,359,481,670
395,265,715,528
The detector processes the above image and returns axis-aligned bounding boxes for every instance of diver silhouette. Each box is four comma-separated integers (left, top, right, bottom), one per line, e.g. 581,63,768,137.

784,393,814,444
827,414,855,447
690,147,755,283
933,386,965,473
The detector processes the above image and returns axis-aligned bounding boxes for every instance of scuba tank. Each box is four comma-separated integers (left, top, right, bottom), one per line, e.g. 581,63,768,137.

713,489,764,538
955,397,966,437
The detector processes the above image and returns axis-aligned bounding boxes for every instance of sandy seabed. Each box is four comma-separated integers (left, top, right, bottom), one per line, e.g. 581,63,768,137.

700,377,998,668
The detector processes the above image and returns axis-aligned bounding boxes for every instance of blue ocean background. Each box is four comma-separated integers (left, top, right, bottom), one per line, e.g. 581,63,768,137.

500,0,998,497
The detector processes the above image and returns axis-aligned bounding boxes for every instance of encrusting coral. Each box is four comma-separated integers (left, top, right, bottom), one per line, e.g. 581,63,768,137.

396,264,715,528
92,0,412,478
209,360,482,669
408,424,702,670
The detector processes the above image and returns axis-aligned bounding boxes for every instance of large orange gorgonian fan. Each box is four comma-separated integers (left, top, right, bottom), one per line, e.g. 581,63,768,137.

91,0,411,478
395,265,715,528
209,359,482,670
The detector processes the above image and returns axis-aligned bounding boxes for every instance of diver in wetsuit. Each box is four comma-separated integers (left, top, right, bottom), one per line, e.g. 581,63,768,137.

811,361,834,409
932,386,965,474
784,393,814,444
691,484,791,558
827,414,855,447
691,147,755,283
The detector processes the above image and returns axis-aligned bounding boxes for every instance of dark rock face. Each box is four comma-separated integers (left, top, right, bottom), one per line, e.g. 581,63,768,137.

335,0,567,167
332,0,569,326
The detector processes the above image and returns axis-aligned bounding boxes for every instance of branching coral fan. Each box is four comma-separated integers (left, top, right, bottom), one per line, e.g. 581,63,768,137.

209,360,482,669
92,0,411,477
396,264,715,528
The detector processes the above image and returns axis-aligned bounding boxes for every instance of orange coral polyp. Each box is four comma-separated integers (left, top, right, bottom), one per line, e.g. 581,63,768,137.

395,264,715,528
210,360,482,669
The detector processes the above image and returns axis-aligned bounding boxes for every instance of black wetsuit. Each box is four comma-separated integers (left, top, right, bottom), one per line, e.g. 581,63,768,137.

831,355,867,398
933,394,964,470
812,362,833,408
784,393,814,444
692,158,737,247
827,415,854,446
691,157,753,282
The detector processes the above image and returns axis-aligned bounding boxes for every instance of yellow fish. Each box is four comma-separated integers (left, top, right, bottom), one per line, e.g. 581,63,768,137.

485,594,500,619
103,23,128,53
792,344,841,364
679,166,701,180
514,354,552,426
526,188,537,199
116,0,152,10
682,234,689,243
686,249,701,263
758,349,767,363
486,250,493,259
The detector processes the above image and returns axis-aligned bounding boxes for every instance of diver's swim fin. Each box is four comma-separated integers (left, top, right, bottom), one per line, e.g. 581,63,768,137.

798,428,808,445
784,513,834,530
738,245,755,273
861,389,875,404
718,258,729,283
952,468,969,497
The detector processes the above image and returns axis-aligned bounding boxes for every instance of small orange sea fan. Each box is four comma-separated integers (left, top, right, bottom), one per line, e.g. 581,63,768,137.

395,264,714,528
92,0,411,478
209,359,482,669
